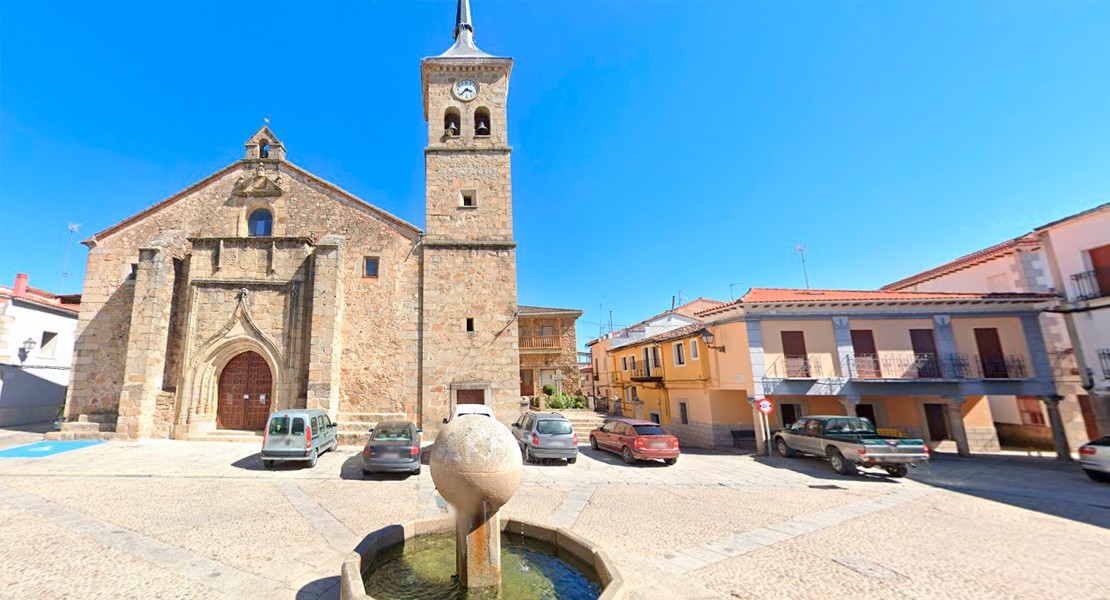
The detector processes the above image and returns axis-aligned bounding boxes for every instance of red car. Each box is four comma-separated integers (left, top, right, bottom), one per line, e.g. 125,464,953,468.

589,418,680,465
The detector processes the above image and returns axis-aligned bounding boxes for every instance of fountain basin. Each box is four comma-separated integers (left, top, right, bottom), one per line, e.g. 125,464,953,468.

340,516,627,600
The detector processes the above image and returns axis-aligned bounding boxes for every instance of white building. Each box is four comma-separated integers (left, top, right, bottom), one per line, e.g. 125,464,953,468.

885,202,1110,451
0,274,80,427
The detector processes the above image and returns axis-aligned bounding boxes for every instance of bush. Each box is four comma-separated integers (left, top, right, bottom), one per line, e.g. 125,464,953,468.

546,393,587,410
541,384,556,396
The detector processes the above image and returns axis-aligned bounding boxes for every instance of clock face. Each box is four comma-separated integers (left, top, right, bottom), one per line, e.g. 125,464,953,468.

453,79,478,101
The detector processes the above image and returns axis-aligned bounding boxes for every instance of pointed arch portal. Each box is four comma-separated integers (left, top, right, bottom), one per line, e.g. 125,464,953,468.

216,351,273,430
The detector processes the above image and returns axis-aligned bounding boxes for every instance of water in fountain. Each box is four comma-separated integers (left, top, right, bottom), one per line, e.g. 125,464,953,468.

362,532,602,600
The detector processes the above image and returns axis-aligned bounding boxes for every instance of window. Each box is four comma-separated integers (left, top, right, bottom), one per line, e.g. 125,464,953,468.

466,318,475,332
673,342,686,366
248,208,273,236
621,357,628,371
690,339,699,360
540,325,555,336
1019,397,1047,426
678,401,689,425
537,419,573,435
268,417,290,435
444,108,461,137
39,332,58,359
629,356,637,371
291,417,305,436
372,426,412,442
127,263,138,281
474,107,491,136
633,424,667,436
461,190,476,207
649,412,661,424
364,257,380,278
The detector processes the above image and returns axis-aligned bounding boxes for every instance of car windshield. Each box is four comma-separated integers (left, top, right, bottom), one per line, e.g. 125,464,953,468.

633,424,668,436
372,427,412,442
268,417,290,435
291,417,305,436
537,420,572,435
825,418,875,434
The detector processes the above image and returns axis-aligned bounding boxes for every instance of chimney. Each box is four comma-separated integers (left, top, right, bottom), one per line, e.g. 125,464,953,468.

13,273,29,297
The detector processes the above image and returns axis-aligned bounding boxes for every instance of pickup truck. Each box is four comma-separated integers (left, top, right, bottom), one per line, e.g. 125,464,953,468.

773,415,929,477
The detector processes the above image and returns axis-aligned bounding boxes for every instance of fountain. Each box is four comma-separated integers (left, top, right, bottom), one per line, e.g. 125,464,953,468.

339,415,625,599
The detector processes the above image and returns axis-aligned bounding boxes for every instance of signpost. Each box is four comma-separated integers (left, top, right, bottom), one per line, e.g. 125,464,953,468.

756,398,774,456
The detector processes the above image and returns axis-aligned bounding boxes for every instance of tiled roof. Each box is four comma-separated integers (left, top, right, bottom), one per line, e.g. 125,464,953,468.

621,323,705,349
1034,200,1110,232
696,288,1055,313
0,286,81,315
881,235,1040,291
518,305,583,317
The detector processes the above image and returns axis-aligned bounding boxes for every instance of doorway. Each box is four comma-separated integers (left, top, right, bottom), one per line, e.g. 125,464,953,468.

855,403,877,426
217,351,272,430
519,369,534,396
456,389,485,405
780,403,801,427
923,403,951,441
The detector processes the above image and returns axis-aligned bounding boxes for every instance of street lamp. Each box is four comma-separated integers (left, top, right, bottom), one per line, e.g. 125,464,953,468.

700,330,726,353
19,337,37,363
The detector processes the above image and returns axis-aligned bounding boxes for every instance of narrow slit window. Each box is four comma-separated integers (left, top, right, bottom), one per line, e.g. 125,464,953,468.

461,191,475,207
466,318,475,332
364,257,380,278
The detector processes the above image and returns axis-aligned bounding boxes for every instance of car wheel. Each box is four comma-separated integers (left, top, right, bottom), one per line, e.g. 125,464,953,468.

885,465,909,478
664,458,678,466
413,464,422,476
828,449,856,475
308,449,318,468
362,468,371,477
1085,469,1110,483
776,438,796,458
590,436,599,451
567,457,577,465
622,446,636,465
262,459,274,469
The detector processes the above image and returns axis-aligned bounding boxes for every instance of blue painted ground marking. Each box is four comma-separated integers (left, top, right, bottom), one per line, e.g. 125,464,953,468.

0,440,107,458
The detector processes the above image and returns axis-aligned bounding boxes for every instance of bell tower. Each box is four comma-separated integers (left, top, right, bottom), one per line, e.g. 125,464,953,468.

420,0,520,430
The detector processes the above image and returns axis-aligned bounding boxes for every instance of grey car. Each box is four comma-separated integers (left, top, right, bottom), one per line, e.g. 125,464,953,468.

512,412,578,464
261,409,338,468
362,421,422,476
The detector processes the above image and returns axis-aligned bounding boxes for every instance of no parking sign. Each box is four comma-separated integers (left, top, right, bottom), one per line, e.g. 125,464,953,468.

757,398,774,415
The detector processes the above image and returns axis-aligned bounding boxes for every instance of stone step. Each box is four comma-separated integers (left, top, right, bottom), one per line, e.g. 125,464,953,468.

61,421,114,430
193,430,264,444
76,413,118,424
46,431,116,441
338,432,371,447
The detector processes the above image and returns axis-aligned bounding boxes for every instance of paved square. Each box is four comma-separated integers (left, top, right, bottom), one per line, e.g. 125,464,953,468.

0,429,1107,599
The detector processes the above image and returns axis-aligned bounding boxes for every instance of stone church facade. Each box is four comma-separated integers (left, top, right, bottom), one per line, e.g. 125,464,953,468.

53,1,566,442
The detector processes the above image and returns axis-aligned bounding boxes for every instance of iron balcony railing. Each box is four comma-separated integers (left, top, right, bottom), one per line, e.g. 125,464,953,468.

975,354,1027,379
766,355,825,378
843,353,971,379
629,364,663,380
1070,268,1110,302
520,335,560,350
1098,349,1110,380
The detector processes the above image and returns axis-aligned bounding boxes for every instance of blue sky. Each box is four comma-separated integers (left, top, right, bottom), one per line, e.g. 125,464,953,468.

2,1,1108,350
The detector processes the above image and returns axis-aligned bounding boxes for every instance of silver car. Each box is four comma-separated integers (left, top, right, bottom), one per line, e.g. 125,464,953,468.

1079,436,1110,483
261,409,338,468
512,412,578,464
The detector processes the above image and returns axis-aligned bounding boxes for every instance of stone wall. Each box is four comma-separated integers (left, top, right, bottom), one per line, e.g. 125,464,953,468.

518,315,581,395
63,159,422,436
667,420,742,450
966,426,1002,453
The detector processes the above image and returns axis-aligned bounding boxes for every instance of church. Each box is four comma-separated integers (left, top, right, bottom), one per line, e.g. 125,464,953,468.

53,0,581,443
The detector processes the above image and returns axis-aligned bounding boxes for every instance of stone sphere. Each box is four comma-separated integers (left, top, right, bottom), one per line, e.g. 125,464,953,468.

430,415,522,515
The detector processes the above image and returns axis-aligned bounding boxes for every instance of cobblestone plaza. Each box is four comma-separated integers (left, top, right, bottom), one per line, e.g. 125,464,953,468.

1,426,1107,600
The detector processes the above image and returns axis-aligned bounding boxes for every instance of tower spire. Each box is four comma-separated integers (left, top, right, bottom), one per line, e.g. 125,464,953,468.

454,0,474,40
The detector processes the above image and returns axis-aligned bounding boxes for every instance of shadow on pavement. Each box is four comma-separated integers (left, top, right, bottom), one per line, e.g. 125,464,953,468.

340,452,423,481
296,575,340,600
908,452,1110,529
575,446,673,468
752,453,902,484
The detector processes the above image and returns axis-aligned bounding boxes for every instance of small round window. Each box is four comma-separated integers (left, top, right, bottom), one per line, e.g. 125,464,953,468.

248,208,273,237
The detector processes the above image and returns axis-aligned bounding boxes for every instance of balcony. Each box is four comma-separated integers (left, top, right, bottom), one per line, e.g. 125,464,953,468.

766,355,825,379
844,353,967,379
1069,268,1110,302
1098,349,1110,380
519,335,560,353
629,364,663,382
837,352,1029,380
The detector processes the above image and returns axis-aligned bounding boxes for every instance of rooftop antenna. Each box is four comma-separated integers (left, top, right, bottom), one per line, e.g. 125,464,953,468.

60,222,81,293
729,282,746,301
793,244,810,289
677,289,687,305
